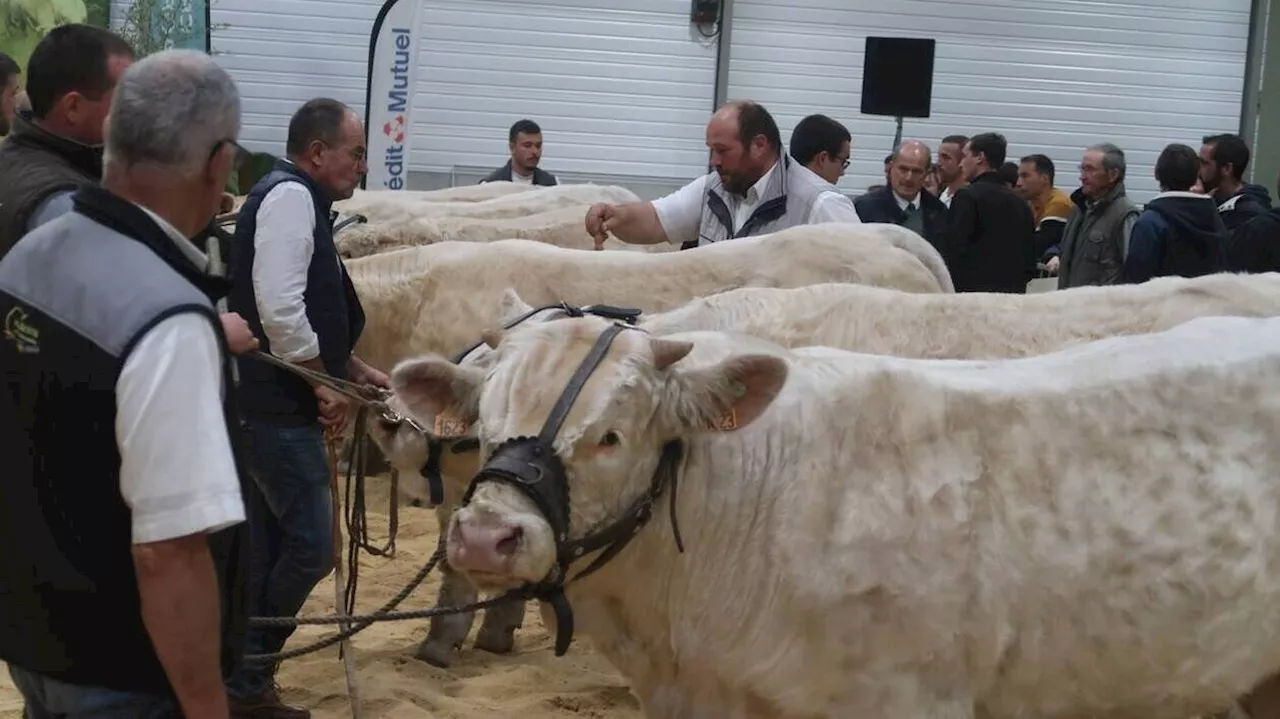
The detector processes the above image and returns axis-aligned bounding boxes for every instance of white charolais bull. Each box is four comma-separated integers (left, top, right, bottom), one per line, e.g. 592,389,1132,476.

347,222,953,373
392,313,1280,719
372,271,1280,669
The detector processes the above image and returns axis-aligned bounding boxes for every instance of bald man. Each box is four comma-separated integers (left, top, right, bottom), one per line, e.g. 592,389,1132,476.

585,100,861,250
853,140,947,250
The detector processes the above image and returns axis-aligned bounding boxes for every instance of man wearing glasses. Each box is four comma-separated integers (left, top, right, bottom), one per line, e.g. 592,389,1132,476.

225,97,388,718
788,113,851,186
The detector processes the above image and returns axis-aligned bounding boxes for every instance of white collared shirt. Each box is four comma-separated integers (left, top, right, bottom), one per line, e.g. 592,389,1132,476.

117,204,245,544
251,163,321,363
894,190,922,212
651,160,862,245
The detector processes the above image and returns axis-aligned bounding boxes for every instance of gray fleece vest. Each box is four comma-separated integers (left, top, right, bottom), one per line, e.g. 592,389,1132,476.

693,155,831,248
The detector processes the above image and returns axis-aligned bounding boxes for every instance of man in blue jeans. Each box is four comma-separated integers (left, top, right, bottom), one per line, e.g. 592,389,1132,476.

225,97,389,718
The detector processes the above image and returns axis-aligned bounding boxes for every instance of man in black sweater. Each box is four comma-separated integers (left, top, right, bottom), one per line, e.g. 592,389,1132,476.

940,132,1036,293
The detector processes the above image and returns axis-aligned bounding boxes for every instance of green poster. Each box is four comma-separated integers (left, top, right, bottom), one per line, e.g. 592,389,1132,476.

2,0,207,71
0,0,90,71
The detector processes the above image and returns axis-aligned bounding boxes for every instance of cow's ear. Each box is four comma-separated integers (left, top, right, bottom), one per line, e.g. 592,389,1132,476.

497,287,536,327
665,353,788,433
389,356,483,439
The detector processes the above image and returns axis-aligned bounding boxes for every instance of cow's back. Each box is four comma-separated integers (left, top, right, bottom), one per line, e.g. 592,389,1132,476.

584,316,1280,718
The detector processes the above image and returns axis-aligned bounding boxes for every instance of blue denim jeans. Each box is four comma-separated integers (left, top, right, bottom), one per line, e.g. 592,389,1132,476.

7,664,176,718
225,419,334,699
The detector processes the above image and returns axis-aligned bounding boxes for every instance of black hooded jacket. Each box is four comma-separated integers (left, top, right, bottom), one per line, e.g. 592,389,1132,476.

1215,183,1273,233
1122,191,1224,284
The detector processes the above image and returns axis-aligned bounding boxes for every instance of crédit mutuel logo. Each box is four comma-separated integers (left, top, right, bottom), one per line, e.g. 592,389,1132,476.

380,26,413,190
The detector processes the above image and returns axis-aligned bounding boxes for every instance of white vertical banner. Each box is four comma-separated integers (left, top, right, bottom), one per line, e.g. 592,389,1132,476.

363,0,425,190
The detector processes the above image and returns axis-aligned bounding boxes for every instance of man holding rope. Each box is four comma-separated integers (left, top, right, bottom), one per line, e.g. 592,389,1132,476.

0,50,251,718
225,97,387,719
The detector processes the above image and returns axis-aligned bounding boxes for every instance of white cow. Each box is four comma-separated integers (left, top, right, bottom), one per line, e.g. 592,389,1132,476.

347,223,952,374
394,313,1280,719
372,271,1280,670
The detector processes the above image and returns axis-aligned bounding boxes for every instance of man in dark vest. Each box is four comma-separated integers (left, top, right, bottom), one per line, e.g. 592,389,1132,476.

584,100,861,251
226,97,387,718
1058,143,1141,289
0,49,250,718
0,24,135,257
941,132,1036,293
480,118,558,186
854,139,948,252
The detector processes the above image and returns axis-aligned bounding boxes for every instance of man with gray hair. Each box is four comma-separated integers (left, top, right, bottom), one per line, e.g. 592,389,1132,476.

853,139,948,250
0,49,250,717
226,96,384,718
1057,142,1140,288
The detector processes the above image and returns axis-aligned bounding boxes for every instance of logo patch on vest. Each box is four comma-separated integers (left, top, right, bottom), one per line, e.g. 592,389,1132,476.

3,306,40,354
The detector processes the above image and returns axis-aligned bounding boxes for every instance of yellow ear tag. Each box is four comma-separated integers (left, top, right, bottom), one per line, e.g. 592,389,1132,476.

433,414,471,439
714,408,739,431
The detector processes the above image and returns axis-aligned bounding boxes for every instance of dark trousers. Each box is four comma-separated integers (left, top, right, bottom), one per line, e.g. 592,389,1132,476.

225,418,334,698
7,664,175,718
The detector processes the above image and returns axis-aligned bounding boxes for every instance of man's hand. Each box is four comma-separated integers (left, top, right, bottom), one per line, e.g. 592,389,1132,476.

585,203,617,250
1045,256,1060,275
218,312,258,355
349,355,390,389
315,385,350,435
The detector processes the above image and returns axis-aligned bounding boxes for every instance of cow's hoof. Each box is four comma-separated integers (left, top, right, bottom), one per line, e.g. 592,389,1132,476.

473,627,516,655
413,640,456,668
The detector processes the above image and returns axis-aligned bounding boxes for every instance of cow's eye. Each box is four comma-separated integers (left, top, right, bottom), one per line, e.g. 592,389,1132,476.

600,431,621,447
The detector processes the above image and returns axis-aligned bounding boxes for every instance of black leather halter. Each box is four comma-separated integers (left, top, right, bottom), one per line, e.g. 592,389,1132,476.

379,301,641,506
463,322,687,656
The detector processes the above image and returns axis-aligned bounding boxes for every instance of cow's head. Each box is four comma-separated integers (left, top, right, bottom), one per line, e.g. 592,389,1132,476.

392,316,788,592
375,358,488,507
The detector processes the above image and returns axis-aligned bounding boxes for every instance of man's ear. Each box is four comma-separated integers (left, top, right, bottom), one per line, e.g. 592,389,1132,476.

389,356,483,438
664,353,788,434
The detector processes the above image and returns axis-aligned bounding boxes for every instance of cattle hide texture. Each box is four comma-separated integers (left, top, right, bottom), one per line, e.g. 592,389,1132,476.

440,313,1280,719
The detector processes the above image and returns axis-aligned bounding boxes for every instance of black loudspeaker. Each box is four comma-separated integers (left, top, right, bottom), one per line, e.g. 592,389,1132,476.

860,36,936,118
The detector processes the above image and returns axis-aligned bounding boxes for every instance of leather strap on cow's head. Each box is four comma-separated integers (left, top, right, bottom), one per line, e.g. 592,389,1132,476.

383,301,644,507
464,321,686,656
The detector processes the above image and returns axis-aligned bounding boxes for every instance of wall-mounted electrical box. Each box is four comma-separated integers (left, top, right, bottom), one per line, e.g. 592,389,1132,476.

691,0,720,25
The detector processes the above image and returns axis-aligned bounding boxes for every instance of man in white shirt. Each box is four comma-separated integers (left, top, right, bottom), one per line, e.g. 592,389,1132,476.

585,100,861,250
936,134,969,207
0,49,250,719
225,98,388,718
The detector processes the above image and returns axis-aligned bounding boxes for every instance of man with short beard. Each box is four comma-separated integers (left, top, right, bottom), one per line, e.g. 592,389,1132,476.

1199,133,1272,233
584,100,861,251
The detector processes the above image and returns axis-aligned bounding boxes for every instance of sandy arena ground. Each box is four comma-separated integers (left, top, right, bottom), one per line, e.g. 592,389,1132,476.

0,474,643,718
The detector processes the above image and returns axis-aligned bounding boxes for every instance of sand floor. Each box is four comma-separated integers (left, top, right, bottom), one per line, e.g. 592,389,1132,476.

0,474,642,718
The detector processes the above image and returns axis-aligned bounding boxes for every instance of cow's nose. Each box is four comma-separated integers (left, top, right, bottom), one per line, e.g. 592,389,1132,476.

448,516,523,574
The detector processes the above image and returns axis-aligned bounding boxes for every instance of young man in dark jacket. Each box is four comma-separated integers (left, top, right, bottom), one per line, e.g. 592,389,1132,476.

1199,133,1272,233
941,132,1036,293
1124,144,1225,283
1222,173,1280,274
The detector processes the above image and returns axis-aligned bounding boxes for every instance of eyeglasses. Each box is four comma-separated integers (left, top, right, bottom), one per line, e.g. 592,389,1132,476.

209,138,252,167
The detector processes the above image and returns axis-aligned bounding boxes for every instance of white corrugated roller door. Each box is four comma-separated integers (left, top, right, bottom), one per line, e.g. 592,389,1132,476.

413,0,718,184
726,0,1253,202
210,0,384,151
